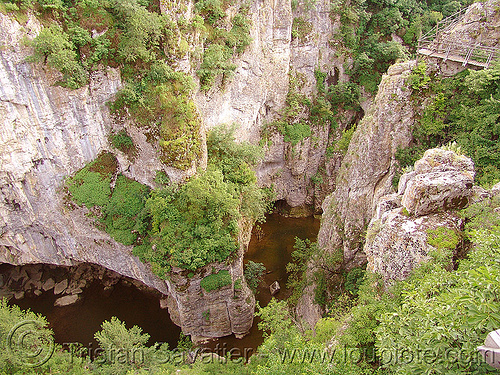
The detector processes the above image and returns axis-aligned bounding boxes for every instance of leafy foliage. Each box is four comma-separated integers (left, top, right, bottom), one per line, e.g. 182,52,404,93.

244,261,266,293
376,226,500,374
287,238,343,306
30,24,87,88
0,299,55,372
66,152,117,208
109,130,135,156
200,270,232,292
292,17,313,42
66,153,149,247
397,63,500,187
102,175,150,246
139,167,241,274
194,1,251,91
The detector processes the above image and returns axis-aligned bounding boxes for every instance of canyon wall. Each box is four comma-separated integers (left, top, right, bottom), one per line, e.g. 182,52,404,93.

0,13,170,293
0,1,347,339
317,61,415,268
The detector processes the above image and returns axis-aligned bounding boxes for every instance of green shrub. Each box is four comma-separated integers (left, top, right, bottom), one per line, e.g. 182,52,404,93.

244,261,266,292
200,270,232,292
197,44,236,90
66,152,117,208
376,227,500,374
408,62,431,91
194,0,225,25
109,130,135,155
102,175,150,246
140,168,241,273
30,24,88,88
332,126,356,155
292,17,313,42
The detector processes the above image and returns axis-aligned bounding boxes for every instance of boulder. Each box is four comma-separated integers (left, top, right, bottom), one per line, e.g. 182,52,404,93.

365,209,463,283
159,298,168,310
269,281,280,296
397,171,416,195
14,290,24,299
402,170,474,216
491,181,500,197
54,294,80,307
54,279,68,295
470,186,491,204
414,149,475,175
42,278,55,291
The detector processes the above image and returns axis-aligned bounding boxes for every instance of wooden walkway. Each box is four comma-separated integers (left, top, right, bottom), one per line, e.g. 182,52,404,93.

417,7,499,69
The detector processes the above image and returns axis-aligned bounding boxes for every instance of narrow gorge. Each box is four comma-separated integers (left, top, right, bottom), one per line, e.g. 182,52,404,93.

1,0,500,373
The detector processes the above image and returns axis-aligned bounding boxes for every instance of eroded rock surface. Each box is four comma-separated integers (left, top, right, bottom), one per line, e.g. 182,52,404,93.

317,61,416,268
166,221,255,340
364,148,474,284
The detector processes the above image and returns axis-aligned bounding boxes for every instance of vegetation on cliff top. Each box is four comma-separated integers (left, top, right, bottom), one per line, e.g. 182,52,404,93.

396,61,500,187
65,125,270,276
134,125,272,275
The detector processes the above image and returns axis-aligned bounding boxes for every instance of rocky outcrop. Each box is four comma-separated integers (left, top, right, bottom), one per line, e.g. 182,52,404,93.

402,149,475,216
317,61,416,268
0,12,256,339
364,148,474,284
165,220,255,341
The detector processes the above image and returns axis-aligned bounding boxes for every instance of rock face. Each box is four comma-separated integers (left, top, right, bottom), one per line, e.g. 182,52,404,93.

0,13,168,294
402,150,475,216
317,61,416,268
295,61,416,328
364,148,474,284
188,0,353,210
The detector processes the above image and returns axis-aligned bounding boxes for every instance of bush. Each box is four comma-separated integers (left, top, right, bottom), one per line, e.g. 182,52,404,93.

194,0,225,25
376,228,500,373
140,168,241,273
66,152,117,208
197,44,236,90
109,130,135,155
102,175,150,245
30,24,88,88
200,270,232,292
244,261,266,292
292,17,313,42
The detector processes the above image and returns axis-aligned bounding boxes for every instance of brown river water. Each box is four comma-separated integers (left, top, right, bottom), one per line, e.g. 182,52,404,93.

9,212,320,355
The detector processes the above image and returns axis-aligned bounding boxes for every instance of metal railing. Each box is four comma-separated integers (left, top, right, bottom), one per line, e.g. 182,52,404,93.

417,6,499,68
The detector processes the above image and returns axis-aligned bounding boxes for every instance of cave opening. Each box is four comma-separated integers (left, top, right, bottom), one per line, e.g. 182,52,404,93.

0,262,181,349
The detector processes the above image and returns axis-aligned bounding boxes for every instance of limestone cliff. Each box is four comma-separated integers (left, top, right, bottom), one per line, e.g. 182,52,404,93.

317,61,415,268
0,12,256,340
0,12,170,293
180,0,353,211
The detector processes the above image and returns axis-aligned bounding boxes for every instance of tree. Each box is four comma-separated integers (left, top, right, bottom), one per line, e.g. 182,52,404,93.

0,299,54,372
31,24,88,88
244,261,266,292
